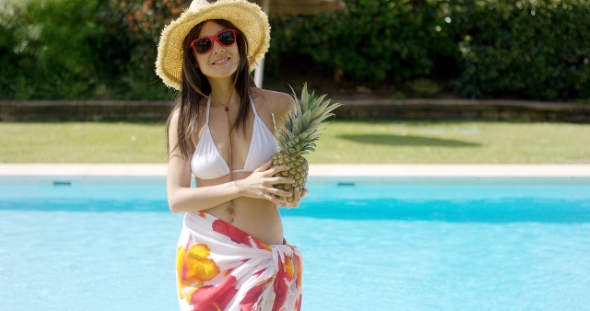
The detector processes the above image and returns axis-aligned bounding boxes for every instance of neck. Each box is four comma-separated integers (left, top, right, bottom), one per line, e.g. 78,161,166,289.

207,76,239,107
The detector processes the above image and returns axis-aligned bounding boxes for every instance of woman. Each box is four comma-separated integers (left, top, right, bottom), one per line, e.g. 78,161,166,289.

155,0,306,310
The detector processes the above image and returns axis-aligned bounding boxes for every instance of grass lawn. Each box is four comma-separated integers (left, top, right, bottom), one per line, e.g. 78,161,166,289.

1,121,589,164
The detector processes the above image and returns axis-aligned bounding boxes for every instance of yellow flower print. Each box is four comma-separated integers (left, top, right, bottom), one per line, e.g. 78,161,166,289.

177,243,220,304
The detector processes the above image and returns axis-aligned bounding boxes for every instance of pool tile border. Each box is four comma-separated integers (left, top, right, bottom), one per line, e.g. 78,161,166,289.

1,164,590,177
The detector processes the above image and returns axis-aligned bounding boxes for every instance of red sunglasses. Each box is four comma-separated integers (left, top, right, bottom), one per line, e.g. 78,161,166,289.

189,29,237,55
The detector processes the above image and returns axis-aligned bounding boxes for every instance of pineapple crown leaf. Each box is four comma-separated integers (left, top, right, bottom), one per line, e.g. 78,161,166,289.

278,83,343,155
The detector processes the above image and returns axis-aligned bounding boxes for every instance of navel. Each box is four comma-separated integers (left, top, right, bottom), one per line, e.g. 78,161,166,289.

227,204,235,223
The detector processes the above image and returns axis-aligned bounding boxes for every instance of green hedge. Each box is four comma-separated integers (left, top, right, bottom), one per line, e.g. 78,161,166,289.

0,0,588,101
108,0,186,100
0,0,109,100
268,0,455,83
450,0,590,100
269,0,590,101
0,0,181,100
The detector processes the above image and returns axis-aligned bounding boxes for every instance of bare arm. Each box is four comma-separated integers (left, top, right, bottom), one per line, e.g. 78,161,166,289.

166,109,295,214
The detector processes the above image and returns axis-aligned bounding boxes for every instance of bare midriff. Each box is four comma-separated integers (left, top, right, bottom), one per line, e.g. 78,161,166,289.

196,171,284,246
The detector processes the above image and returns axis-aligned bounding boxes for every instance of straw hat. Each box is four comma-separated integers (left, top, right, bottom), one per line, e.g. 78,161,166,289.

155,0,270,90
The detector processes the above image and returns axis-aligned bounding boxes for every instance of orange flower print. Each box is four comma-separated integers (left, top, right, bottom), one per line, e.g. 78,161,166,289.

294,294,302,311
294,253,303,289
283,256,295,280
177,243,220,304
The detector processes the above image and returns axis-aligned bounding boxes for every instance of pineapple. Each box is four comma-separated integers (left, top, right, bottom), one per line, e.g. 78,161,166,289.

271,83,342,202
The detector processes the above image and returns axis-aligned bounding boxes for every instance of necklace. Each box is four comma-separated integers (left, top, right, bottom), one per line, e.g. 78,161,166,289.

194,76,240,219
213,95,236,218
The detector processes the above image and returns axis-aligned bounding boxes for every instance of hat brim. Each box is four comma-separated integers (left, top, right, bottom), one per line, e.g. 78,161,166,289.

156,0,270,90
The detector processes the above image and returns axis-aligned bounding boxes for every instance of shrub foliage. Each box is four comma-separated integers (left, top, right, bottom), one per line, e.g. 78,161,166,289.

113,0,190,99
450,0,590,100
0,0,187,100
269,0,455,83
0,0,588,101
0,0,108,100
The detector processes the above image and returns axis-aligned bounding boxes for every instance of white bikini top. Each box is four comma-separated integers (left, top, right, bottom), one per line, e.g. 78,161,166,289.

191,95,280,180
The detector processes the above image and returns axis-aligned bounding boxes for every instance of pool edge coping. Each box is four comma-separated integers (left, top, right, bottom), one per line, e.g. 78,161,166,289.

1,164,590,177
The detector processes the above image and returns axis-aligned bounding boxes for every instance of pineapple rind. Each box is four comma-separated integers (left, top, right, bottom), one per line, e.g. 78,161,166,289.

271,83,342,202
271,151,309,202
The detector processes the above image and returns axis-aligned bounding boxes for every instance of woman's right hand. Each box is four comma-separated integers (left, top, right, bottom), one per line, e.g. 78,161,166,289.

235,160,295,205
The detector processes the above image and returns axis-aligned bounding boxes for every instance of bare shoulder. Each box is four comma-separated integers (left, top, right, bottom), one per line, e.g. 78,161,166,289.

250,87,293,116
168,106,181,132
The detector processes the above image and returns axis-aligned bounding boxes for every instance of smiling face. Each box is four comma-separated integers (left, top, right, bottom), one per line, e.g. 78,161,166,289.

193,21,241,81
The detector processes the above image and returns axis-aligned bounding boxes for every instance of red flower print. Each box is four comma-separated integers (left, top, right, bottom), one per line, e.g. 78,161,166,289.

212,220,271,251
191,275,238,311
272,258,290,311
239,282,265,311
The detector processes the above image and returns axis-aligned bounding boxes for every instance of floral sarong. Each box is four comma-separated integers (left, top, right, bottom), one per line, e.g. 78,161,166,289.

176,211,303,311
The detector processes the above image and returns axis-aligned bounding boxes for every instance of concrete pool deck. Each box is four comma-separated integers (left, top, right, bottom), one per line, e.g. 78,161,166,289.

1,164,590,177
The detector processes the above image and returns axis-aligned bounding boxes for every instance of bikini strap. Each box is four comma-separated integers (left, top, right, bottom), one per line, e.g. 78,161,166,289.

205,97,211,125
248,94,259,117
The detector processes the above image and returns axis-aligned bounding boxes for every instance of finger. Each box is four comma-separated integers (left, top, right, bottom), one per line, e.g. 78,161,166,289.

268,165,290,175
301,188,309,198
281,198,294,208
293,188,301,201
283,201,297,209
269,187,294,198
286,188,303,208
265,193,286,206
278,192,294,199
263,193,277,202
268,177,295,185
256,160,273,172
278,192,295,208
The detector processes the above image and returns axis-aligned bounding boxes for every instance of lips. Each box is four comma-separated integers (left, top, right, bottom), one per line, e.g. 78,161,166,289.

212,57,230,65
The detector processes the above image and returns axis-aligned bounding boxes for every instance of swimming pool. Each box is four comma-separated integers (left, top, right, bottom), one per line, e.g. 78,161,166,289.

1,176,589,310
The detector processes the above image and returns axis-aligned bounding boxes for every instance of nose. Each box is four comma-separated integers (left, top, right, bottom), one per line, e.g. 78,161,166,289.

211,40,225,55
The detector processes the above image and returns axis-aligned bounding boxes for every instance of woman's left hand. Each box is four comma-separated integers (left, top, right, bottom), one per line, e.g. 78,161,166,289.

280,187,309,208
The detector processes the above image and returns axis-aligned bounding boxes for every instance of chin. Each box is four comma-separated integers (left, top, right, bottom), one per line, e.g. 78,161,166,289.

207,67,239,79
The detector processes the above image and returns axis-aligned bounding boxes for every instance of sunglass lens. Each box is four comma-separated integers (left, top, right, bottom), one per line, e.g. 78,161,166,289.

195,38,212,53
218,30,235,45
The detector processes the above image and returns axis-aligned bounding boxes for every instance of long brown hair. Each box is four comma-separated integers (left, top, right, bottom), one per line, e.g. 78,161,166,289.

166,19,255,160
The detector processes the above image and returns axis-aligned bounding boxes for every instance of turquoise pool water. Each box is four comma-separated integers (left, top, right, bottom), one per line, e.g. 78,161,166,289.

1,176,589,311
